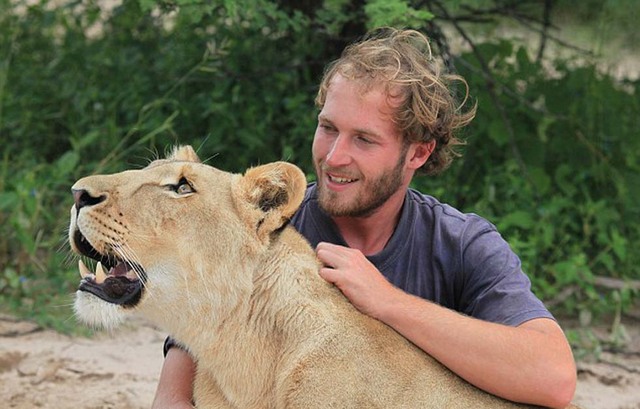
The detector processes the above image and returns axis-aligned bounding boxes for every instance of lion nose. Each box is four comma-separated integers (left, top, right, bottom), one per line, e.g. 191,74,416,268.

72,189,106,210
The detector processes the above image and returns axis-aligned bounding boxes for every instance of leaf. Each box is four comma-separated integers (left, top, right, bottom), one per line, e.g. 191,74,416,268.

138,0,156,13
0,192,18,211
364,0,434,29
554,164,577,197
610,228,627,261
498,210,535,231
529,167,551,195
536,115,555,143
55,151,79,178
69,130,101,151
597,252,615,272
316,0,353,36
515,46,536,78
488,120,509,147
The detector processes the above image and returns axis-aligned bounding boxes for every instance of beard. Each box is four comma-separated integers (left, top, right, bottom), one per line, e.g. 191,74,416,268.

316,152,407,218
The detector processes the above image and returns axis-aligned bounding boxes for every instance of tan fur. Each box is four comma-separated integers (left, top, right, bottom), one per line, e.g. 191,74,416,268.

70,146,579,409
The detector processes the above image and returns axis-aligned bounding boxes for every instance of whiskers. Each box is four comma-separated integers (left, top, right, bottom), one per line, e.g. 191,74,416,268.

55,225,78,268
112,241,150,292
201,152,220,165
53,296,85,327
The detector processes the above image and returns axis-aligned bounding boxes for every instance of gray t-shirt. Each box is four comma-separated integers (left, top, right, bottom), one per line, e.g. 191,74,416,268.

291,184,554,326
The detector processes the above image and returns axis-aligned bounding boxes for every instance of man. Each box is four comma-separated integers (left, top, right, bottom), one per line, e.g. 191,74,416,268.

153,28,577,408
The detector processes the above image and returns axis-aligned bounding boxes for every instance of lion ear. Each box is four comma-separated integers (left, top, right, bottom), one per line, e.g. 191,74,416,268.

232,162,306,245
168,145,201,163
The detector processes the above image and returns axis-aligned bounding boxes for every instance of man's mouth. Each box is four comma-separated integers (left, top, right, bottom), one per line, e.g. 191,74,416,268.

323,165,360,186
327,174,357,184
73,230,145,307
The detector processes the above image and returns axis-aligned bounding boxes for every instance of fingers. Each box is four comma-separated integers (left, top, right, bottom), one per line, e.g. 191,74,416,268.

318,266,340,284
315,241,374,289
315,242,390,318
316,241,355,267
316,242,346,284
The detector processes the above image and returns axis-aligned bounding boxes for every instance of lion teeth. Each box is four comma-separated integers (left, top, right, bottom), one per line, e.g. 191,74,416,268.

95,261,108,284
78,260,92,279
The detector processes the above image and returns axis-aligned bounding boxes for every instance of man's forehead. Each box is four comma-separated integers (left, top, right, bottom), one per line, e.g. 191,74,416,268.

328,74,403,107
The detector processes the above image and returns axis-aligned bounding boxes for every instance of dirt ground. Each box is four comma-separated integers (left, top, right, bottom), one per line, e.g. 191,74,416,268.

1,313,639,409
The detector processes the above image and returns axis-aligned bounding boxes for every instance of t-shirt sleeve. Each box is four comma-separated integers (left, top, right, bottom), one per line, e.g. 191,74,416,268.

457,216,555,326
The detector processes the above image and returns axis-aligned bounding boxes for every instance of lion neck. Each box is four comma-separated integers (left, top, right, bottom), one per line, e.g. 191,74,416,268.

166,227,340,404
139,227,338,403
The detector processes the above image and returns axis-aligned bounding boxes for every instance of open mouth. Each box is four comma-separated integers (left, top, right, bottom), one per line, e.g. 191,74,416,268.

327,173,358,184
73,230,146,307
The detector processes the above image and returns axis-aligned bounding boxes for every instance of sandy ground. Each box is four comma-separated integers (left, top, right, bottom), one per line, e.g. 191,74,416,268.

1,313,639,409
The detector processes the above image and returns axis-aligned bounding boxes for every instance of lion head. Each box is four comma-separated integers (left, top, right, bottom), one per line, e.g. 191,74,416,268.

69,145,307,330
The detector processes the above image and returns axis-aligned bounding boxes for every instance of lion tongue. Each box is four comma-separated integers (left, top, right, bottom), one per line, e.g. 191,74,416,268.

111,261,133,277
110,261,141,282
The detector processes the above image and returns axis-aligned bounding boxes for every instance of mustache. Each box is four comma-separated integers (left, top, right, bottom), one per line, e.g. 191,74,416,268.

318,164,360,179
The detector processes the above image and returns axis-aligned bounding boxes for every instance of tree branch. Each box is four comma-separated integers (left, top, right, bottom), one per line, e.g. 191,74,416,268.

536,0,553,62
429,0,535,196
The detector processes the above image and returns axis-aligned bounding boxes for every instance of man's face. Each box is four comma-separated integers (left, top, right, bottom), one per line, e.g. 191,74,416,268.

312,75,411,218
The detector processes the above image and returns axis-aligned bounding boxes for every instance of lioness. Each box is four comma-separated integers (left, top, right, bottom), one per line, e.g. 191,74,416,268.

70,146,580,409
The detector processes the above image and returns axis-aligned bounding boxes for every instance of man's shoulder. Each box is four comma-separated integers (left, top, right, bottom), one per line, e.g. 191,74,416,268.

291,184,321,232
405,188,495,234
302,183,318,202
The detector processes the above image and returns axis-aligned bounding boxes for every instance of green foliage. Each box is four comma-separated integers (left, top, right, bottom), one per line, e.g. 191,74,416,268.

316,0,354,36
417,39,639,321
364,0,434,30
0,147,82,331
555,0,640,48
1,0,638,332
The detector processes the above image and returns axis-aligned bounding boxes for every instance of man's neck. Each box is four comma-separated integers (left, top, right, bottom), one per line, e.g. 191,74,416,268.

331,189,407,256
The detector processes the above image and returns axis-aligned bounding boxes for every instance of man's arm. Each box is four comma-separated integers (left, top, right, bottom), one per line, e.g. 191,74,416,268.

152,347,196,409
316,242,577,409
380,291,576,408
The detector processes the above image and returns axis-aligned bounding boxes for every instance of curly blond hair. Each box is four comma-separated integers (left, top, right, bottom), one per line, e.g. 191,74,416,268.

316,28,476,175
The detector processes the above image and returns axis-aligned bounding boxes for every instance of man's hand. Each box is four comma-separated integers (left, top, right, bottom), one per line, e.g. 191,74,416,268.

315,241,401,319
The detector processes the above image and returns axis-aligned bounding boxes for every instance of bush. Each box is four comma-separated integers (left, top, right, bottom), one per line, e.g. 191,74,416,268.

420,44,639,319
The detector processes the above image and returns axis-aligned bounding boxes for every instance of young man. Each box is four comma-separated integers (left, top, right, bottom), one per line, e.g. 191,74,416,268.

153,28,577,408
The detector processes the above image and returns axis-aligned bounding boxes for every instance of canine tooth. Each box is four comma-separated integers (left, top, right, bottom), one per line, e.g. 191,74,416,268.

78,260,92,279
95,262,108,284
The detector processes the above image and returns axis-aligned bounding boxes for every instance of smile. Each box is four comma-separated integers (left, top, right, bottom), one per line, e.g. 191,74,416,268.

327,174,358,184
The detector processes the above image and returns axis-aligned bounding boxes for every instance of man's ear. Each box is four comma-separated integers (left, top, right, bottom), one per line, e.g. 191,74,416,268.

406,140,436,170
167,145,201,163
231,162,306,246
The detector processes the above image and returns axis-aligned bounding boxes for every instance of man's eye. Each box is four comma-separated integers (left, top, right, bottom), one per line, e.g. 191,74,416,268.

320,124,336,133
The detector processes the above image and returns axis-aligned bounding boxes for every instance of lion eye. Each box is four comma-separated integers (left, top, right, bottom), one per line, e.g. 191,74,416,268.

173,178,195,195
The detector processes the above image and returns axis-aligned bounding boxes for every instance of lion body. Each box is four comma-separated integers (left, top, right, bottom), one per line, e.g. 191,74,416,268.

70,146,578,409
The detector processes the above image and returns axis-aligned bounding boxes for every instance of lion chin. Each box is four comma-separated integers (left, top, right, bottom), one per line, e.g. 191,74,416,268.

74,291,127,330
68,145,581,409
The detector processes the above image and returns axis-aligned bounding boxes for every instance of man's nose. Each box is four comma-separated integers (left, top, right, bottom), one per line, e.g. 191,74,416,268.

325,135,351,167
